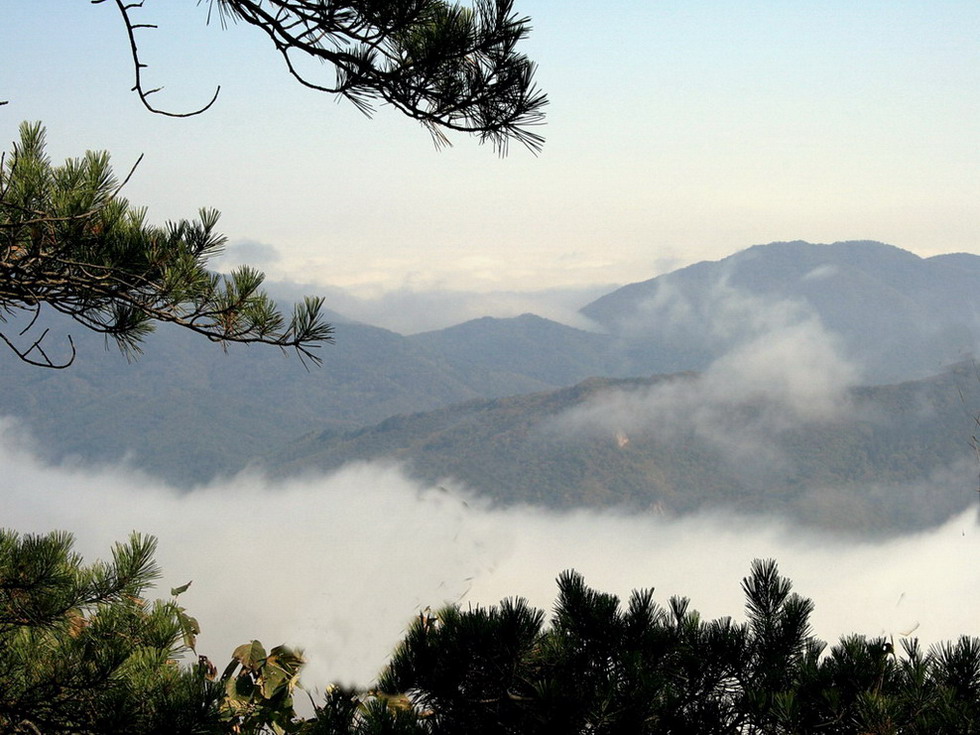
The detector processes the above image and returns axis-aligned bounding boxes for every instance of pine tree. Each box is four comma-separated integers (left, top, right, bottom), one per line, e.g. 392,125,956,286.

106,0,547,152
0,529,224,734
0,122,333,368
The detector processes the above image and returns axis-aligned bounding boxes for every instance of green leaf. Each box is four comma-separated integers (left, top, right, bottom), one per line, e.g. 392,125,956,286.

170,580,192,597
178,610,200,650
260,665,287,699
233,640,267,670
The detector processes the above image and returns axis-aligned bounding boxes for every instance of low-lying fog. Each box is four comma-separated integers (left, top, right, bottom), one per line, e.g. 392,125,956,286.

3,419,978,690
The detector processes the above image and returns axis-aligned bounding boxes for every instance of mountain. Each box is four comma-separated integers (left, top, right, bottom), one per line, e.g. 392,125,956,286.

400,241,980,389
268,362,980,534
407,313,618,386
580,241,980,382
0,312,563,485
4,240,980,489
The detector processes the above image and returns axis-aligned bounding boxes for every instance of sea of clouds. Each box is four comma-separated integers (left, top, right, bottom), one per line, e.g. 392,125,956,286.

3,421,978,691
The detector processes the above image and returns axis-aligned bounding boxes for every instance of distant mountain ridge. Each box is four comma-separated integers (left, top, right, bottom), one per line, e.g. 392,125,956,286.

3,240,979,491
0,314,562,485
580,240,980,381
409,313,618,386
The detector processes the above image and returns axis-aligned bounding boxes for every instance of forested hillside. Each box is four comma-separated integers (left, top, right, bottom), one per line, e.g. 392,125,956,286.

270,363,980,534
581,241,980,382
0,312,561,484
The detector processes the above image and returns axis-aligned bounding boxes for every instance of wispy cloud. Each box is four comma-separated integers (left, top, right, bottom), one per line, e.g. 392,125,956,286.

551,294,859,492
212,239,284,270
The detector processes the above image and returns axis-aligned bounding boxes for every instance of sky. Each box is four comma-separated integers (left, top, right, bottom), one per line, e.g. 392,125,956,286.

2,1,979,327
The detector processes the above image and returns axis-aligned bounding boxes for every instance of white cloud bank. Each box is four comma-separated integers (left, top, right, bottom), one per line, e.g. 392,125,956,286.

549,291,861,494
2,419,979,693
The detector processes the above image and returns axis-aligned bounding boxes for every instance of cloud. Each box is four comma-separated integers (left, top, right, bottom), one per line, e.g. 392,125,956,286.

551,309,859,489
544,271,872,503
704,317,858,421
803,263,839,281
2,417,979,695
613,273,830,353
1,430,499,687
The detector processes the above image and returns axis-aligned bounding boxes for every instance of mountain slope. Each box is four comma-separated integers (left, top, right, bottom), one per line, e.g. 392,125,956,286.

0,313,559,485
5,240,980,488
580,241,980,381
268,362,980,534
408,313,619,385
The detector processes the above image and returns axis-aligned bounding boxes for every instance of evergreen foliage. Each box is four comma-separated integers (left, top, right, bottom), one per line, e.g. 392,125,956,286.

0,122,333,368
4,532,979,733
373,561,980,734
0,529,224,734
106,0,547,152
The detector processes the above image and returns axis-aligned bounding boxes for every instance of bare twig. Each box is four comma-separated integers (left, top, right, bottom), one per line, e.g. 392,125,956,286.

98,0,545,150
108,0,221,117
0,329,75,369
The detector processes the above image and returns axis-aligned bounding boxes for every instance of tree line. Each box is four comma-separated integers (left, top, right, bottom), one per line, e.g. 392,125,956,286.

2,529,978,734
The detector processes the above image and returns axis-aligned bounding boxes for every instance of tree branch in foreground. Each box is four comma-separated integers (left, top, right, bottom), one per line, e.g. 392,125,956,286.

104,0,547,152
0,122,333,369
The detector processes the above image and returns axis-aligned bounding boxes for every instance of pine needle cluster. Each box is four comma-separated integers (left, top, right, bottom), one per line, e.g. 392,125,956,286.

0,122,332,368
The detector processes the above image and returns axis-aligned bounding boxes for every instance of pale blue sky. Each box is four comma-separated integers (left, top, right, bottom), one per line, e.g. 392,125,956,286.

3,1,978,300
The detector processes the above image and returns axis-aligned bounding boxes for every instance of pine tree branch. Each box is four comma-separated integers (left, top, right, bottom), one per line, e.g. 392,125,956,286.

1,122,333,368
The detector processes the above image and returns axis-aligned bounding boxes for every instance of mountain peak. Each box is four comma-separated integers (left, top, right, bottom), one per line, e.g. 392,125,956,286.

580,240,980,383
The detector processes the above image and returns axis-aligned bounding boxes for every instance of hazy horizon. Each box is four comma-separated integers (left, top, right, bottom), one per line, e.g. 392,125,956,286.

239,238,973,335
4,2,977,295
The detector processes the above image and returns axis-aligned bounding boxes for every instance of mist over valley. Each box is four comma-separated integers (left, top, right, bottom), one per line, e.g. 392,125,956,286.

5,241,980,523
4,422,979,688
